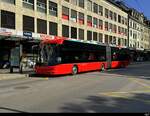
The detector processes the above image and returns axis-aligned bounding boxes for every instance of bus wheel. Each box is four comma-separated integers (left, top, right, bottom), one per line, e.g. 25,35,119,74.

101,64,105,71
72,65,78,75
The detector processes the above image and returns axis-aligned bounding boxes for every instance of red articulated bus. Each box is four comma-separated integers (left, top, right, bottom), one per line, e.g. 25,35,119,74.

35,37,130,75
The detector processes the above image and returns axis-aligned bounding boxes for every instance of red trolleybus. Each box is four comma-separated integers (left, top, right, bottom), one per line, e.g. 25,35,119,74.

35,37,130,75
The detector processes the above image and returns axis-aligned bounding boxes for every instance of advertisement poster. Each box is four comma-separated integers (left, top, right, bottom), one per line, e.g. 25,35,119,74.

10,47,20,67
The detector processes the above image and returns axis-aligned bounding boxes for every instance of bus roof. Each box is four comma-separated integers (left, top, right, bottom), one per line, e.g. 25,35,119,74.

41,36,128,49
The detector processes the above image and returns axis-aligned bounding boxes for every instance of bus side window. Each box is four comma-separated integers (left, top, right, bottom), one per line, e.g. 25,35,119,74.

88,53,95,61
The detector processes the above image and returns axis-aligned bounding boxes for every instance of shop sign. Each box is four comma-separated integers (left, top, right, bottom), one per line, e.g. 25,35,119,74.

40,34,53,40
23,32,32,37
0,28,12,36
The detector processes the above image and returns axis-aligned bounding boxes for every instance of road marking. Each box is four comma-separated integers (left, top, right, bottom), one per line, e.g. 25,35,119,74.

128,78,150,89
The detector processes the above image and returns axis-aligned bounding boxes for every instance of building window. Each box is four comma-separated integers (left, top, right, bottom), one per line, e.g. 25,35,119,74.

37,0,47,13
113,24,117,33
71,27,77,39
125,29,127,36
99,19,103,30
37,19,47,34
2,0,15,5
79,0,84,8
23,0,34,10
130,30,132,37
105,8,109,18
99,5,103,16
87,31,92,41
122,16,124,24
87,0,92,11
78,12,84,24
105,22,108,31
114,12,117,21
118,26,121,34
93,17,98,28
109,11,113,20
79,29,84,40
118,38,121,46
105,35,109,44
49,1,57,17
71,0,77,5
93,3,98,14
64,0,69,2
71,10,77,22
1,10,15,29
93,32,98,41
118,15,121,23
112,36,116,45
49,22,57,36
125,18,128,25
62,6,69,20
87,15,92,27
99,33,103,43
109,23,113,32
62,25,69,38
109,36,113,44
23,15,34,32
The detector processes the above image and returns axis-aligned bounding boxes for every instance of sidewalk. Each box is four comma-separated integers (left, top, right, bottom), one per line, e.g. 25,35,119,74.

0,69,32,81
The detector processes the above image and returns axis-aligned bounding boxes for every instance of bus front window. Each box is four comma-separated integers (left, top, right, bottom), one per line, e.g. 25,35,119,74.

39,44,59,66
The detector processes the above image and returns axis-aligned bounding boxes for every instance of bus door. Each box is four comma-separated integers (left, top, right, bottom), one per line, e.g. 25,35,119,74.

106,45,111,69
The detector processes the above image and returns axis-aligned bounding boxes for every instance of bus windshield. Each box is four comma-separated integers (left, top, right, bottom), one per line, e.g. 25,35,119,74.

38,43,60,66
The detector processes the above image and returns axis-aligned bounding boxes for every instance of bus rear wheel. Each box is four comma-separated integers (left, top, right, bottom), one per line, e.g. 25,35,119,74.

72,65,78,75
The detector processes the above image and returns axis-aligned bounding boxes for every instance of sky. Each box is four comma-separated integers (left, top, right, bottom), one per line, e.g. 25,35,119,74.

123,0,150,19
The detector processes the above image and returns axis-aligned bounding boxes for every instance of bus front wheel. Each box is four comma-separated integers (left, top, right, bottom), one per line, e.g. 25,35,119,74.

72,65,78,75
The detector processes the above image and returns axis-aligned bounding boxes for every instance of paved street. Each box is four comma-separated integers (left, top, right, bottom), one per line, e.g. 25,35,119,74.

0,62,150,113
